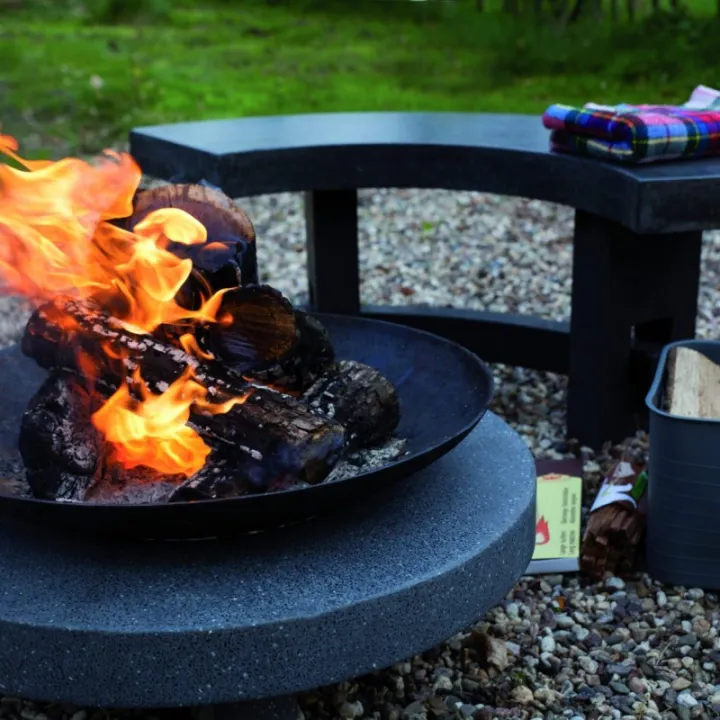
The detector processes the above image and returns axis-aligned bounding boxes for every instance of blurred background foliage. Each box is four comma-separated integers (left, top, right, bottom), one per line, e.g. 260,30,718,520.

0,0,718,157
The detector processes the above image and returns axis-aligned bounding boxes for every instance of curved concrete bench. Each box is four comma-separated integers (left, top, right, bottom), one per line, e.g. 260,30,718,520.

130,112,715,447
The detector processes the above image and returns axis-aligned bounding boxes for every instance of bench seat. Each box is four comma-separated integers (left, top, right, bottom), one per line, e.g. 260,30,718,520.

130,112,716,447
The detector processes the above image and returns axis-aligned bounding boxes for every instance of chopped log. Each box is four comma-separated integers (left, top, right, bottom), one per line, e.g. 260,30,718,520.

204,285,299,371
249,310,336,393
580,457,647,579
22,298,249,396
22,299,346,490
168,457,253,502
666,347,720,419
18,371,187,503
301,360,400,450
129,183,258,291
19,372,104,501
204,285,335,392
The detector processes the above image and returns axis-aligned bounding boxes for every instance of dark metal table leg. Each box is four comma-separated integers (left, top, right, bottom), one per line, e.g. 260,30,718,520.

305,189,360,314
193,695,300,720
568,210,702,448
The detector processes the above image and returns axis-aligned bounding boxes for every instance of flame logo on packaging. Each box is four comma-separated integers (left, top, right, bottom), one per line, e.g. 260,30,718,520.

535,516,550,545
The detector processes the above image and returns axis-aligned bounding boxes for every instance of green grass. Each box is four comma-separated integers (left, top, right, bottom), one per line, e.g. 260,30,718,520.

1,0,720,157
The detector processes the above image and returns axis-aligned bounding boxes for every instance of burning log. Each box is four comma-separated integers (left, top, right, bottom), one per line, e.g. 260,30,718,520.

18,372,185,504
0,135,404,509
122,184,259,349
128,183,258,290
580,457,647,579
21,299,346,497
302,360,400,450
205,285,335,392
23,297,261,397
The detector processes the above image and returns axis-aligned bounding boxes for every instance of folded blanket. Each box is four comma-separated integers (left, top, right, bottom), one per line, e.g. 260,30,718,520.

542,85,720,164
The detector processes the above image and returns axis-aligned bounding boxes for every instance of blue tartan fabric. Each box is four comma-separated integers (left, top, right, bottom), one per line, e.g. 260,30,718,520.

542,85,720,164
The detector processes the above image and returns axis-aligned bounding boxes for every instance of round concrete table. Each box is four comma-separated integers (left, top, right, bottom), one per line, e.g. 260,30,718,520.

0,411,535,719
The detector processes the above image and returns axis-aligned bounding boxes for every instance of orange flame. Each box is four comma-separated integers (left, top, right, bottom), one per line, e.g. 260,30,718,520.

0,136,240,477
0,135,227,332
91,368,250,478
179,332,215,361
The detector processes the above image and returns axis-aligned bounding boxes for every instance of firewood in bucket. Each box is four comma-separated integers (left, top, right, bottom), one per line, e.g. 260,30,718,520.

666,346,720,419
20,299,346,497
580,454,647,579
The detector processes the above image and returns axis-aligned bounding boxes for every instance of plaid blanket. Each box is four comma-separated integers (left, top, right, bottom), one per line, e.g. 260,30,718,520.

542,85,720,164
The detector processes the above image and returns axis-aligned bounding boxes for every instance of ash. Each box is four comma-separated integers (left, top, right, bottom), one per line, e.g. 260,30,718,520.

0,456,30,498
325,436,408,483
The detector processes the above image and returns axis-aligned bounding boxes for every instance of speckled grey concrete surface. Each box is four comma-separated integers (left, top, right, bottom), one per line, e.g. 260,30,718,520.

193,696,300,720
0,409,535,709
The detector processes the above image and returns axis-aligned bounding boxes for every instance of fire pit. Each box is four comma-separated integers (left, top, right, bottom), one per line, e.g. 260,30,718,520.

0,411,536,719
0,136,535,720
0,138,492,538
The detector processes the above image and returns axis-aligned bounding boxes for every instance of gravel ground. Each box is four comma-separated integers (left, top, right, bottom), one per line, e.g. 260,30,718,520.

0,188,719,720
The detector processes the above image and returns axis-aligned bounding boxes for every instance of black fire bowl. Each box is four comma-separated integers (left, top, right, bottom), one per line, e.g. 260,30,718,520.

0,314,494,540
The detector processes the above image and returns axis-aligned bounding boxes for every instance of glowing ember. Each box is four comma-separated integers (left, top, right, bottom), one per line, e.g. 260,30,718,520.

0,135,241,477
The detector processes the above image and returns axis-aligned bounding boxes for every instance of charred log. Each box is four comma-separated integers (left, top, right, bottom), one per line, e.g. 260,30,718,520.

22,298,346,491
168,457,252,502
19,372,104,501
128,183,258,292
302,360,400,450
204,285,299,372
189,387,346,488
204,285,335,392
247,309,336,393
18,369,328,504
19,371,186,504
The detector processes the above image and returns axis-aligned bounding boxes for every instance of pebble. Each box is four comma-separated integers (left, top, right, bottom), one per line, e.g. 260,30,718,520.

628,676,648,694
574,627,590,642
556,614,575,629
510,686,534,705
579,656,599,674
675,692,698,720
671,678,692,691
339,700,364,718
606,577,626,591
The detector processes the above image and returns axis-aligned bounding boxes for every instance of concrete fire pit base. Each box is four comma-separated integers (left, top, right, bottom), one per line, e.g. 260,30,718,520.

193,697,299,720
0,385,535,718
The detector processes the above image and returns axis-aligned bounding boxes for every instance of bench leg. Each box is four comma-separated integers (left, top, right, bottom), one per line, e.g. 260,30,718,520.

567,211,702,448
193,695,300,720
305,189,360,314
